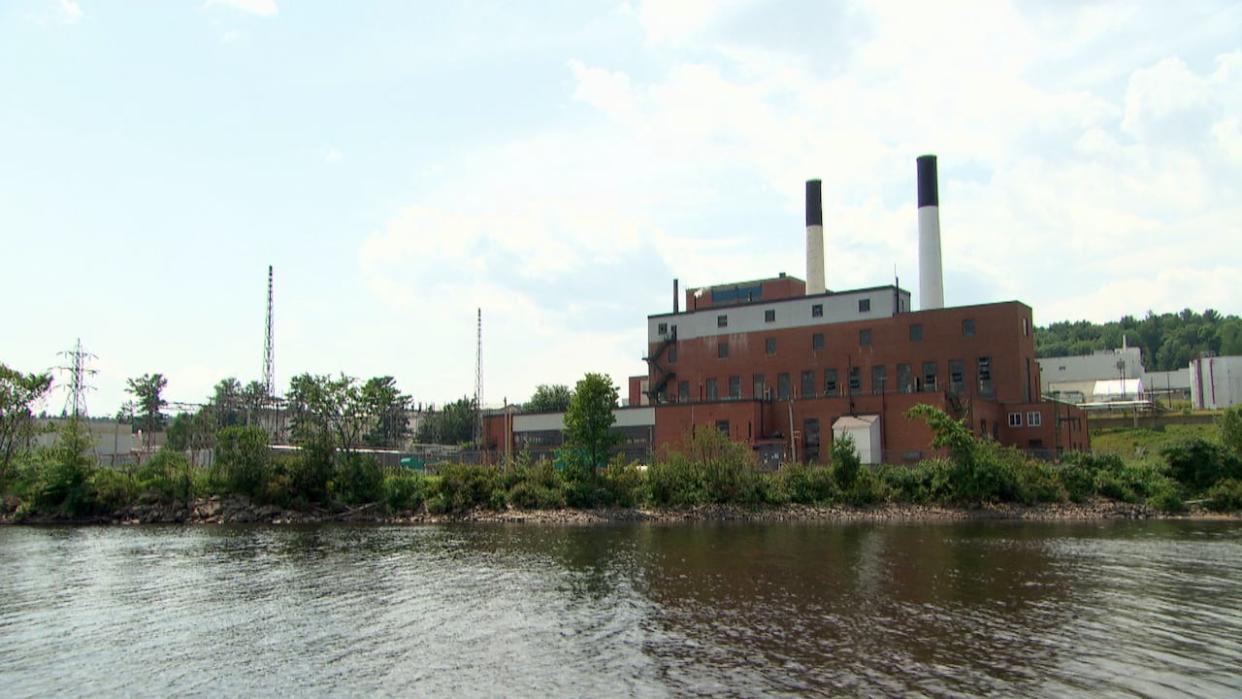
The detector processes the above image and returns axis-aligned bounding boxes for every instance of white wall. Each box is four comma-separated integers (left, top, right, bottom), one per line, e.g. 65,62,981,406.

1190,356,1242,409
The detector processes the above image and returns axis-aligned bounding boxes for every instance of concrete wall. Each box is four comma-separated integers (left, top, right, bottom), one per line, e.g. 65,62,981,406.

1038,347,1144,391
1190,356,1242,409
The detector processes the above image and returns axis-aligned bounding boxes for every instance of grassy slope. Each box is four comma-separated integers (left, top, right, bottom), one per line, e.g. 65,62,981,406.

1090,422,1220,459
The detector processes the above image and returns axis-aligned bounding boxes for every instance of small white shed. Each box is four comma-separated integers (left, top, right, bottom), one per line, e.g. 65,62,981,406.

832,414,882,465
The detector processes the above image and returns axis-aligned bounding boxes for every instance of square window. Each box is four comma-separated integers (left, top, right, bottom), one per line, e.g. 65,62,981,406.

909,324,923,342
717,314,728,328
765,337,776,355
1008,412,1022,427
859,329,872,346
1027,411,1042,427
812,304,823,318
715,420,730,435
858,298,871,313
718,342,728,358
812,333,824,350
764,309,776,323
962,319,976,337
657,322,667,335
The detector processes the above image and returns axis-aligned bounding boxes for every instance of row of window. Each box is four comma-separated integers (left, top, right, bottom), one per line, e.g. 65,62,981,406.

658,316,991,341
671,357,996,402
1008,411,1043,428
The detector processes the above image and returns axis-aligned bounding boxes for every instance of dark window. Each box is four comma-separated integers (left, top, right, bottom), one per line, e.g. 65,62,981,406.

978,356,993,397
706,378,718,401
657,322,667,335
962,319,976,337
825,369,839,396
753,374,766,399
909,324,923,341
668,346,677,363
764,309,776,323
812,304,823,318
678,381,689,402
801,370,815,398
949,359,964,394
848,367,862,395
922,361,938,392
716,420,730,435
897,363,913,394
718,342,728,358
1022,317,1029,336
765,337,776,355
1027,411,1042,427
777,373,791,400
728,375,741,399
717,314,728,328
858,298,871,313
1008,412,1022,427
812,333,824,350
859,329,872,346
872,365,886,395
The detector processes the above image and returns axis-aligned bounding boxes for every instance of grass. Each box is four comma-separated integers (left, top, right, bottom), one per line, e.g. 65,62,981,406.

1090,423,1219,459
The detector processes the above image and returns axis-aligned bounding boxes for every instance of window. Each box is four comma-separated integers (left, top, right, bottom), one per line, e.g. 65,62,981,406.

978,356,993,397
872,365,887,395
801,370,815,398
753,374,766,399
1027,411,1042,427
765,337,776,355
706,378,718,401
777,373,791,400
764,309,776,323
909,324,923,342
811,304,823,318
716,420,730,435
922,361,938,392
848,367,862,395
657,322,667,335
1008,412,1022,427
897,363,913,394
824,369,839,396
949,359,964,394
718,342,729,358
717,314,728,328
858,298,871,313
728,375,741,399
668,345,677,363
962,319,976,337
859,329,872,346
678,381,689,403
812,332,824,350
1022,317,1029,337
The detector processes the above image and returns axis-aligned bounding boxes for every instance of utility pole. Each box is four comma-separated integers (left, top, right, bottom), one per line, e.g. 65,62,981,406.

263,265,275,399
474,308,484,450
57,338,97,419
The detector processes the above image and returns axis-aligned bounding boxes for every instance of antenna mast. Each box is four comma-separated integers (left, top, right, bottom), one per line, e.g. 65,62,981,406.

57,338,97,419
474,308,483,447
263,265,275,398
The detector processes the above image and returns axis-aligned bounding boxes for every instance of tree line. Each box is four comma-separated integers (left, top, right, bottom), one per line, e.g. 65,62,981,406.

1036,309,1242,371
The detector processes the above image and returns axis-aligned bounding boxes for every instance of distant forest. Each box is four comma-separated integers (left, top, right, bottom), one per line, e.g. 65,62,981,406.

1036,310,1242,372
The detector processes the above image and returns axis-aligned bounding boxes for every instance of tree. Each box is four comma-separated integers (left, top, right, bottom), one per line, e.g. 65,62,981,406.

414,396,476,445
360,376,411,449
563,373,619,470
284,373,366,454
240,380,267,428
1221,406,1242,459
211,378,244,428
126,373,168,449
0,363,53,478
525,384,573,413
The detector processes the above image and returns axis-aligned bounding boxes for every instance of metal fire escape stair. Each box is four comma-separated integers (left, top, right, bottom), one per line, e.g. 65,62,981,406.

644,330,677,402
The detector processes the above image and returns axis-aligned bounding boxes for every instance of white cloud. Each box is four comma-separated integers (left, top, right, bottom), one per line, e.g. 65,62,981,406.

324,147,343,164
205,0,278,18
58,0,82,23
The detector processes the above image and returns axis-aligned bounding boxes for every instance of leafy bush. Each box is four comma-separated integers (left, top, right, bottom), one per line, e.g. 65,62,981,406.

136,450,193,502
1204,478,1242,512
601,457,644,508
830,435,861,490
1162,438,1242,492
215,426,270,498
1220,406,1242,458
437,464,503,512
29,420,97,516
332,453,384,505
383,472,427,511
648,429,760,506
90,468,134,513
778,462,837,505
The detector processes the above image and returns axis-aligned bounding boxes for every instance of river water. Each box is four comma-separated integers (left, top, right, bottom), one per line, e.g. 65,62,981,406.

2,520,1240,697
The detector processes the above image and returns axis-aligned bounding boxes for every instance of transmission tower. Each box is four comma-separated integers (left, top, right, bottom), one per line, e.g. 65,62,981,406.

57,338,97,419
262,265,275,399
474,307,483,447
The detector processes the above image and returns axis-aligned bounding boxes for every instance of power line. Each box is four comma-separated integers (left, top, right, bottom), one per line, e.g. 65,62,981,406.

56,338,97,419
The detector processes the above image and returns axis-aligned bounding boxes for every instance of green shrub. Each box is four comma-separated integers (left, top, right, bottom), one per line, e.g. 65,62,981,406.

830,435,861,490
1204,478,1242,512
779,462,837,504
1146,480,1185,512
383,472,427,511
1162,438,1242,492
31,421,97,516
1219,406,1242,458
215,426,270,498
601,457,644,507
437,464,502,512
1012,458,1067,505
291,439,334,504
332,454,384,505
90,468,133,513
877,460,952,505
759,471,792,505
842,466,884,506
647,455,705,506
136,450,193,502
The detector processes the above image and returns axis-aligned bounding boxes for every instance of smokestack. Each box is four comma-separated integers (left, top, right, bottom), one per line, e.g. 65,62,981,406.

674,279,680,314
805,179,825,295
917,155,944,310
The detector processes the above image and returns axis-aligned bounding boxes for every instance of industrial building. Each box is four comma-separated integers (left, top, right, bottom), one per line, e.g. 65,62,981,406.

484,156,1088,464
1191,355,1242,409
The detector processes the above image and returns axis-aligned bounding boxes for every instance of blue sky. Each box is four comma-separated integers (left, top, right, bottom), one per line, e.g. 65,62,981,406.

2,0,1240,416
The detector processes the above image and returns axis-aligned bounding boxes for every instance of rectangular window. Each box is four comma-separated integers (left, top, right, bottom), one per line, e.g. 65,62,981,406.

765,337,776,355
718,341,728,358
717,314,728,328
824,369,839,396
1022,317,1029,336
812,304,823,318
858,298,871,313
949,359,964,394
706,378,718,401
657,322,667,335
962,319,976,337
764,309,776,323
859,329,872,346
678,380,689,402
909,324,923,342
812,332,824,350
872,365,886,395
728,375,741,399
1027,411,1042,427
753,374,766,399
1008,412,1022,427
848,367,862,395
922,361,938,392
777,373,791,400
978,356,993,397
716,420,730,435
801,370,815,398
897,363,913,394
668,345,677,363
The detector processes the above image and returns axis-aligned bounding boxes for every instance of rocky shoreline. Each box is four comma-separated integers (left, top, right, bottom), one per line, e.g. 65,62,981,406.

3,494,1239,526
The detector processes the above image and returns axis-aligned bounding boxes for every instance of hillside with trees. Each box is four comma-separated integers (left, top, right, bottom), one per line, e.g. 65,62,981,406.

1037,310,1242,372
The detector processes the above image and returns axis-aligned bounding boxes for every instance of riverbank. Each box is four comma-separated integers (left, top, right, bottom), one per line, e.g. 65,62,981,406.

4,493,1239,526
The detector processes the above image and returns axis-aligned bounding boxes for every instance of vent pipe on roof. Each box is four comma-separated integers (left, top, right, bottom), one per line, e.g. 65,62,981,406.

674,278,680,314
805,179,825,295
917,155,944,310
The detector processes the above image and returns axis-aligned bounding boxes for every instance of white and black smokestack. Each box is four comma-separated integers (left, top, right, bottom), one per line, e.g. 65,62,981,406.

805,179,825,295
917,155,944,310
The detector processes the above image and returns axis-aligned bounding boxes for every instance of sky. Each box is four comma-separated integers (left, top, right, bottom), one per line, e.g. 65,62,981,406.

2,0,1240,417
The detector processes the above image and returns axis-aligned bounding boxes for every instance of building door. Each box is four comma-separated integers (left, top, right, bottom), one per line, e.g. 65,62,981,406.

803,418,820,463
